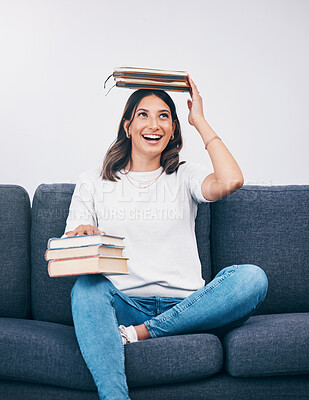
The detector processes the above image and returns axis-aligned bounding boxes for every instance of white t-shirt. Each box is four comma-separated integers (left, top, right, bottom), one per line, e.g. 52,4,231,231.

62,162,214,297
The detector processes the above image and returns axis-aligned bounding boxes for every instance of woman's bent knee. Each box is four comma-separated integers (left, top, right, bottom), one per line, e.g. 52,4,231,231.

239,264,268,301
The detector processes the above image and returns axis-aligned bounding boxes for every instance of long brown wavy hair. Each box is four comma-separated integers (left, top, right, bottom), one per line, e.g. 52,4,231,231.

100,89,186,181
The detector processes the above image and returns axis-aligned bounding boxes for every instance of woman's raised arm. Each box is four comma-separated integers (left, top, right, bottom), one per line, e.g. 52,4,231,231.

187,75,244,202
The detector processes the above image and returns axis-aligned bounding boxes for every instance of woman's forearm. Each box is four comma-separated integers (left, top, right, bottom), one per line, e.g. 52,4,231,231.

195,118,244,186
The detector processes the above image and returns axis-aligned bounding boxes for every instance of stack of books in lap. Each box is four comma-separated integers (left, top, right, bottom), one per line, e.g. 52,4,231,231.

45,234,129,277
105,66,190,93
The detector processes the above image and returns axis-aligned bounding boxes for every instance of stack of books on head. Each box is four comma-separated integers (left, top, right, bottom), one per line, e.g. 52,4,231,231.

45,234,129,277
105,66,190,93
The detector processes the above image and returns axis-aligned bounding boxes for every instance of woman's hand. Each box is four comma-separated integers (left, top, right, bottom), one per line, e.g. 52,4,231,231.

65,224,106,236
187,75,206,129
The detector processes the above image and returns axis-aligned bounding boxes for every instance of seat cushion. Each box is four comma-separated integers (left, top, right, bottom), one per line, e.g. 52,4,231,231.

210,185,309,314
0,185,31,318
223,313,309,377
0,318,223,389
125,333,223,387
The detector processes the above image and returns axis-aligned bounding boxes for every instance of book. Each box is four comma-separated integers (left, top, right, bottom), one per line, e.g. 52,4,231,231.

114,66,189,80
114,77,190,92
48,254,129,277
47,233,124,250
104,66,190,93
45,244,125,261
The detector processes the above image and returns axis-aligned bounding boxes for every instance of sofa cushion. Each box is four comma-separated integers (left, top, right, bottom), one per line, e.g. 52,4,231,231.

0,318,222,389
210,185,309,314
31,184,76,325
223,313,309,377
125,333,223,387
0,318,95,390
0,185,31,318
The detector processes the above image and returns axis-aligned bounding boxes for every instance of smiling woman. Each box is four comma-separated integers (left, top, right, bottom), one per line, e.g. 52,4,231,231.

63,78,267,400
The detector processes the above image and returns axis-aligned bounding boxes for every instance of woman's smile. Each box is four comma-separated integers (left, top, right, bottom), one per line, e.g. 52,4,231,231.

141,133,163,144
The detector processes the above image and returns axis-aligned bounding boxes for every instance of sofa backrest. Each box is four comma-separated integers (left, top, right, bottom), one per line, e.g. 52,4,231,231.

31,184,76,325
0,185,31,318
210,185,309,315
30,183,309,325
30,183,213,325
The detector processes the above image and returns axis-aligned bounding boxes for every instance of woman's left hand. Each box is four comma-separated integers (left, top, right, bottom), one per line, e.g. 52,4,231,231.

187,75,206,128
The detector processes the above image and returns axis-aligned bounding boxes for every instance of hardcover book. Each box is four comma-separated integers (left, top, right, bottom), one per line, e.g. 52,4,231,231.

48,233,125,250
104,66,190,93
48,254,129,277
45,244,124,261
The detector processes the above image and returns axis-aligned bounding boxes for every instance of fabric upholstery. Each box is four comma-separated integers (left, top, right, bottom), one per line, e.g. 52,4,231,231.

0,317,94,390
129,373,309,400
1,374,309,400
31,184,76,325
0,318,222,389
0,380,99,400
0,185,31,318
125,334,223,387
194,202,212,283
223,313,309,377
210,185,309,314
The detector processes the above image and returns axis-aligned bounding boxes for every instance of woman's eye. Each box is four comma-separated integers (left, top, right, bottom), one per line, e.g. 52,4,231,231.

137,112,169,118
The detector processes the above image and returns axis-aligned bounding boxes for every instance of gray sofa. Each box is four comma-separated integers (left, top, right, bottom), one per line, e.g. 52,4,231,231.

0,183,308,399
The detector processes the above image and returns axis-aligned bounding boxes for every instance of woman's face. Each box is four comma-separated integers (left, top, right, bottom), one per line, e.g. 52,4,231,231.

124,94,176,158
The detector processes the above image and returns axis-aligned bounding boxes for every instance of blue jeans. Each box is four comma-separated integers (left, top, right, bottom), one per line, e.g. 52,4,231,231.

71,264,268,400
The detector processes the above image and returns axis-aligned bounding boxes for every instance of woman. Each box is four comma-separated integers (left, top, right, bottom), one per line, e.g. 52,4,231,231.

63,76,268,400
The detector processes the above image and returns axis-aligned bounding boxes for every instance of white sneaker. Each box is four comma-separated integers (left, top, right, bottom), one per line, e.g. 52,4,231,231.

119,325,138,345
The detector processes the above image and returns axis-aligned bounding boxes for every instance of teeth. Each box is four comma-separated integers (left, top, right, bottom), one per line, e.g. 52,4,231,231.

143,135,162,139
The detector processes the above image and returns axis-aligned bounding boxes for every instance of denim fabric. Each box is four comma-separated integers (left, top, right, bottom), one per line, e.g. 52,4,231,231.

223,313,309,377
31,184,76,325
0,185,31,318
71,264,268,400
209,185,309,315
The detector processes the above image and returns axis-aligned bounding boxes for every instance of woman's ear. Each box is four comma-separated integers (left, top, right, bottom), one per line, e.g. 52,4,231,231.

123,120,129,135
172,121,176,134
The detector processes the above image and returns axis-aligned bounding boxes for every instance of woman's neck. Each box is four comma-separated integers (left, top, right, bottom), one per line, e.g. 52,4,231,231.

125,156,161,172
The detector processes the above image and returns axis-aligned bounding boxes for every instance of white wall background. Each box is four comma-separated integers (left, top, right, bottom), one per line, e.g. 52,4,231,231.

1,0,308,202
